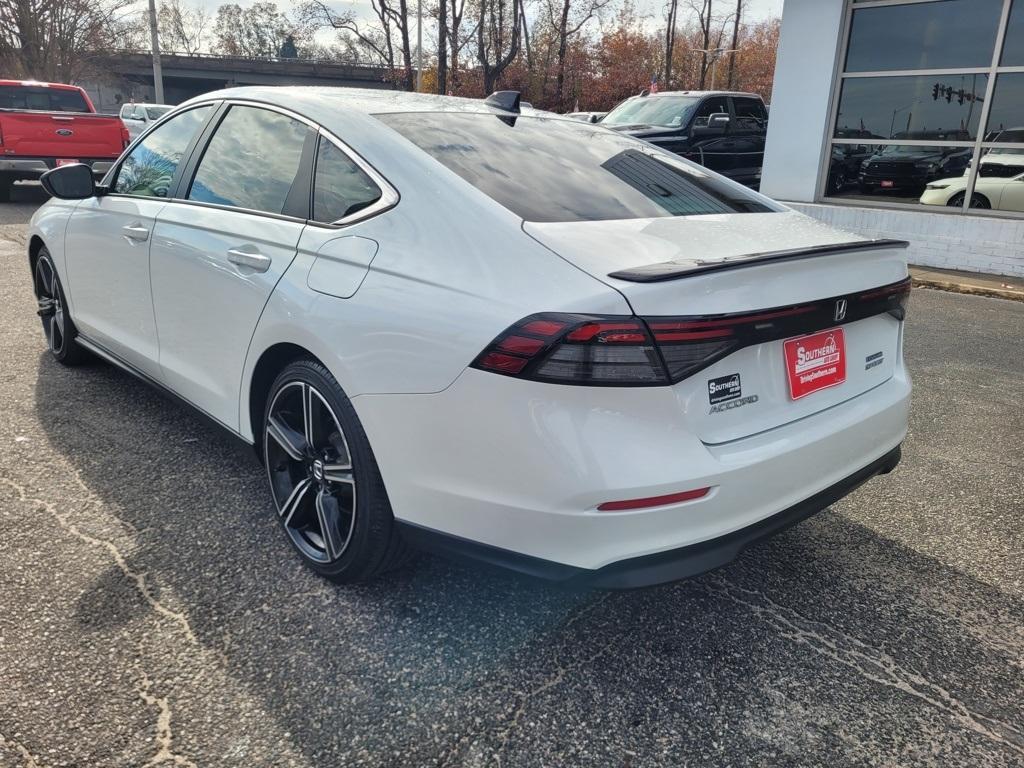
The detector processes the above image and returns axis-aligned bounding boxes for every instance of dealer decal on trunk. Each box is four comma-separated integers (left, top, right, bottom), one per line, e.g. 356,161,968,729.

783,327,847,400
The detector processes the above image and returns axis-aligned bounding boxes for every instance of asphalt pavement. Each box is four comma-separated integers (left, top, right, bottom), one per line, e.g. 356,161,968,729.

1,190,1022,767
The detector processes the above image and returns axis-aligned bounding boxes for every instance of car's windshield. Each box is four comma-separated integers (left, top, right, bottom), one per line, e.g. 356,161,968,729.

602,95,702,128
146,106,171,120
377,112,779,223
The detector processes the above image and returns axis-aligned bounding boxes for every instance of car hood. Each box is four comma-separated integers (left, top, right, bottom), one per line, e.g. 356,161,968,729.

606,124,680,139
867,151,944,163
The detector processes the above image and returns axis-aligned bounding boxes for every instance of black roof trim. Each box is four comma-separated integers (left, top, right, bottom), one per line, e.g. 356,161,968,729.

608,238,910,283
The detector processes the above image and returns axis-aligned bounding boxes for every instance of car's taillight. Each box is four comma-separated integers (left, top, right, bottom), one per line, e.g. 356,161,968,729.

121,124,131,149
472,279,911,387
472,313,668,385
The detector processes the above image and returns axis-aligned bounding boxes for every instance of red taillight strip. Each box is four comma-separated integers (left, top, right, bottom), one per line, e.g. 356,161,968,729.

597,487,711,512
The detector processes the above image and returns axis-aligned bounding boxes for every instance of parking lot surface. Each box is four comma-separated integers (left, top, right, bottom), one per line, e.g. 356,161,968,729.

1,191,1022,767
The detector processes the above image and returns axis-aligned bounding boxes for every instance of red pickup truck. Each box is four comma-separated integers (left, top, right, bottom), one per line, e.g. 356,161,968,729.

0,80,129,202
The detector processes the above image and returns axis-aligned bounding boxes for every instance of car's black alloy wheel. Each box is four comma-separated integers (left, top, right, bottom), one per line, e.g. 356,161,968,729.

263,360,410,581
33,248,88,366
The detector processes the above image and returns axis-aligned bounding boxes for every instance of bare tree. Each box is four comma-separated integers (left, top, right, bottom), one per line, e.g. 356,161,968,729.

477,0,521,94
0,0,137,80
299,0,414,89
726,0,741,88
437,0,448,92
547,0,609,111
664,0,678,88
158,0,209,55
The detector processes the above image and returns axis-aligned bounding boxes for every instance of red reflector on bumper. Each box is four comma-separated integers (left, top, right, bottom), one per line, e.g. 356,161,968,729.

597,487,710,512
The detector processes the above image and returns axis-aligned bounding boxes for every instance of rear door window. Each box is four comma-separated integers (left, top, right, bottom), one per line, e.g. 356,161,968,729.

377,113,779,223
733,98,768,133
188,105,308,215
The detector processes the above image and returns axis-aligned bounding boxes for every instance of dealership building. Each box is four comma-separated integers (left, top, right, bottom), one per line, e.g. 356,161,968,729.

762,0,1023,277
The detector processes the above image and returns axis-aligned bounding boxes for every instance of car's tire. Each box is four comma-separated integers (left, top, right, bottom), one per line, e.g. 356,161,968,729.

262,359,412,582
32,248,90,366
0,178,11,203
947,192,991,209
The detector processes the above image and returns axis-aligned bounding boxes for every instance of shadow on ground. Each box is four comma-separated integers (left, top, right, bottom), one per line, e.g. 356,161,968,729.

32,337,1024,766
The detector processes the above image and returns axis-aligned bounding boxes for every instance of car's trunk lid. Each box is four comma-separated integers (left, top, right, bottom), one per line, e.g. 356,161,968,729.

524,211,909,444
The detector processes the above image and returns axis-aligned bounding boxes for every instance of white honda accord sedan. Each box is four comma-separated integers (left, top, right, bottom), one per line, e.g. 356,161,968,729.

28,87,911,587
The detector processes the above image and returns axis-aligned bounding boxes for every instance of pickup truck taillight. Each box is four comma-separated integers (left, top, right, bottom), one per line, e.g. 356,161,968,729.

121,124,131,149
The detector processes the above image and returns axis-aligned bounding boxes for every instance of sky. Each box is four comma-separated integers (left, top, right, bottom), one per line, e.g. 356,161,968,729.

184,0,784,31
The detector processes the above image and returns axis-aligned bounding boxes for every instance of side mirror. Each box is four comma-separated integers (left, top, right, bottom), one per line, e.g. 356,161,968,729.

589,114,600,124
40,163,96,200
693,113,730,136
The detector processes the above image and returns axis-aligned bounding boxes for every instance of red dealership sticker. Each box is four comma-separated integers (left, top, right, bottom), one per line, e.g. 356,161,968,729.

783,327,847,400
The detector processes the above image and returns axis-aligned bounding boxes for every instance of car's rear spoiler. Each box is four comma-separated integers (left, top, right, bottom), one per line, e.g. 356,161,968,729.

607,239,910,283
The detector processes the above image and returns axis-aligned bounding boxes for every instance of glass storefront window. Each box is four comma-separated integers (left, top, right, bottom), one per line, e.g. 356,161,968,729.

985,74,1024,140
826,143,973,205
835,75,988,141
825,0,1023,218
845,0,1003,72
1002,0,1024,66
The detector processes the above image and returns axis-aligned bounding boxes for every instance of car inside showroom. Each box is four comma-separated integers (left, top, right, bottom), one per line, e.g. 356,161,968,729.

761,0,1024,279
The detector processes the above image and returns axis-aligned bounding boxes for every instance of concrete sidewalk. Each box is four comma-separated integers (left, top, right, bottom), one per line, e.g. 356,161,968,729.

910,265,1024,302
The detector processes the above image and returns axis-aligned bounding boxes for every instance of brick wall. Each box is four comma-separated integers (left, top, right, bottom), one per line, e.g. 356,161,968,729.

788,203,1024,278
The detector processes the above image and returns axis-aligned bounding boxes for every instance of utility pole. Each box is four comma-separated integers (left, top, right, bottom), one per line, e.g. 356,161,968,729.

147,0,165,103
416,0,423,92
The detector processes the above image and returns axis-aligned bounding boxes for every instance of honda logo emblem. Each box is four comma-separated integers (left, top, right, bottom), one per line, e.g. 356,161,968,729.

834,299,848,322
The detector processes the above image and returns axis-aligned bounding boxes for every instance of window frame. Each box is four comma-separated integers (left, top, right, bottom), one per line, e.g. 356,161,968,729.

112,98,399,227
819,0,1024,219
307,129,399,228
104,102,222,200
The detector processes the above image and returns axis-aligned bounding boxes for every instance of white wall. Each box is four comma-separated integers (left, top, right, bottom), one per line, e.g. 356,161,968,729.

790,203,1024,278
760,0,845,201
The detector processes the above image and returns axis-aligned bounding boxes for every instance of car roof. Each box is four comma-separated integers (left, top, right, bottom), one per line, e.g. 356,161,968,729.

633,90,762,99
184,86,533,117
0,79,84,92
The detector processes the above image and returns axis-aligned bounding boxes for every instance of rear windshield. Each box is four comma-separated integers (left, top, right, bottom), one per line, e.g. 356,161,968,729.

377,113,778,223
146,106,171,120
0,85,89,112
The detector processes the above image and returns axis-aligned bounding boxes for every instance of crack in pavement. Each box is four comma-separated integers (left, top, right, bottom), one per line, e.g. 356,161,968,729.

489,595,616,768
704,576,1024,757
137,670,198,768
0,474,200,646
0,731,43,768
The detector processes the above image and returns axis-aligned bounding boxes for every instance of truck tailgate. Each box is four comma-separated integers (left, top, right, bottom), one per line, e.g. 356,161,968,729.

0,111,125,158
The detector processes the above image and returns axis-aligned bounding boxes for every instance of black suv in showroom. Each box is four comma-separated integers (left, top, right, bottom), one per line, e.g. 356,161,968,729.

858,145,972,194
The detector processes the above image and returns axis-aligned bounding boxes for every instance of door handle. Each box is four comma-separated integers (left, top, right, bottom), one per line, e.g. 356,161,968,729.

121,224,150,242
227,247,272,273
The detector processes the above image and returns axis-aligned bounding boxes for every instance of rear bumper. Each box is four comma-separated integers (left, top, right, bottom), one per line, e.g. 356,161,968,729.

400,445,902,588
0,157,114,178
355,362,911,573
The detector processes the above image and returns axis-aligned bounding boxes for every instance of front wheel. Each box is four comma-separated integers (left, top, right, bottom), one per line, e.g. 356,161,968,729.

33,248,90,366
262,360,411,581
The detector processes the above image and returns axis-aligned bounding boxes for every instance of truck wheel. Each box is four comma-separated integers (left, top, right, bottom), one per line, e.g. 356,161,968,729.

0,179,11,203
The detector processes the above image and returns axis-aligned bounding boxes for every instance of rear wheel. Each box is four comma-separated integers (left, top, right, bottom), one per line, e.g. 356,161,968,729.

262,359,410,581
947,192,991,209
33,248,90,366
0,177,11,203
